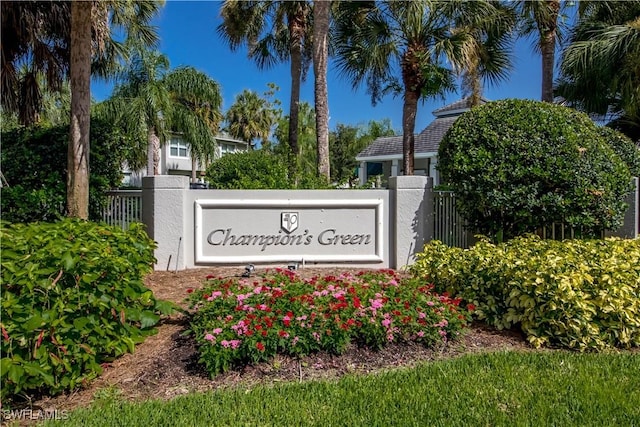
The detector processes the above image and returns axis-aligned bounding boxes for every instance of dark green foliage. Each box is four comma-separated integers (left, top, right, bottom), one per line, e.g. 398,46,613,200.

599,126,640,177
0,119,126,223
205,149,331,189
438,99,633,240
0,220,175,401
205,150,290,189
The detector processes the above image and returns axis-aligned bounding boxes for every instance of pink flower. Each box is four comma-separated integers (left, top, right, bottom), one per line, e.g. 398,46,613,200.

230,340,241,349
427,301,435,307
381,318,392,328
435,319,448,328
370,298,384,309
221,340,231,348
207,291,222,301
417,331,425,338
212,328,223,335
418,312,427,319
204,333,215,341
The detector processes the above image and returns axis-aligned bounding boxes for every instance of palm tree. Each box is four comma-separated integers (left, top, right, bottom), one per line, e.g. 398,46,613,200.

449,2,516,106
334,1,513,175
218,0,313,179
1,1,161,127
100,51,172,176
2,0,162,218
67,1,93,218
225,89,279,147
313,0,331,180
556,1,640,137
515,0,562,102
164,66,223,182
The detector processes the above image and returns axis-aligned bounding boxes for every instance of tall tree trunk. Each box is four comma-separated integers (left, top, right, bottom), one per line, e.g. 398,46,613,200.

288,8,305,182
313,0,331,181
147,127,160,175
401,88,418,176
191,157,197,183
540,0,559,102
67,1,92,219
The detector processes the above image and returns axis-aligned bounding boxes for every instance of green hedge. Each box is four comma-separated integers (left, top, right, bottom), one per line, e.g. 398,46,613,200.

410,236,640,350
0,220,175,401
438,99,633,241
0,120,127,223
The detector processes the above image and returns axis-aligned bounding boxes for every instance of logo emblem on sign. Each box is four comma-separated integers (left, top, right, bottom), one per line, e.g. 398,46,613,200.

281,212,299,233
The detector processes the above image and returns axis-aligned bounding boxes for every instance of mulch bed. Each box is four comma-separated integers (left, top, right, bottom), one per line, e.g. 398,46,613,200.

29,266,530,414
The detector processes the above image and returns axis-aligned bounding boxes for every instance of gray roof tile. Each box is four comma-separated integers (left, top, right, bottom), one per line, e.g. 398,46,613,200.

432,97,487,116
356,97,485,159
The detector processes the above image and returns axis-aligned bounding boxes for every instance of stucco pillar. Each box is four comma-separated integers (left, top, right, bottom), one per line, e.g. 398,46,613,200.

391,159,399,177
359,161,367,186
389,175,433,269
142,175,189,271
429,157,439,186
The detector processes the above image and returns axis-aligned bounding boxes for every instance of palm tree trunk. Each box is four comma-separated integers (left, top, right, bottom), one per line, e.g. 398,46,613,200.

401,88,418,176
540,0,559,103
147,127,160,175
540,32,555,102
67,1,92,219
288,7,305,182
191,157,197,183
313,0,331,181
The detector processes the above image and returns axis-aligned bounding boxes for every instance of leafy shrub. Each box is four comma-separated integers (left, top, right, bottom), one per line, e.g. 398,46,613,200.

187,269,471,376
205,149,332,189
0,220,175,401
205,150,291,189
410,236,640,350
0,119,126,223
438,99,633,240
599,126,640,177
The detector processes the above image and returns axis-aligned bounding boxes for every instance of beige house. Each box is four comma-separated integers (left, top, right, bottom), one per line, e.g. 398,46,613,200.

356,98,485,187
122,133,250,187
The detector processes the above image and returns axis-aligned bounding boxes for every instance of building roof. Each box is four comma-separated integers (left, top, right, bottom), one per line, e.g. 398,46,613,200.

432,97,486,117
356,97,484,161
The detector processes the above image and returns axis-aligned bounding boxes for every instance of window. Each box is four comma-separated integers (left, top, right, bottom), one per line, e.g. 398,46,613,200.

220,143,236,154
169,138,189,158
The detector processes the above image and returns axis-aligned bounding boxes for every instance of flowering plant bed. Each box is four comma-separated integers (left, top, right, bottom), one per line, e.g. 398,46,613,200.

187,269,472,376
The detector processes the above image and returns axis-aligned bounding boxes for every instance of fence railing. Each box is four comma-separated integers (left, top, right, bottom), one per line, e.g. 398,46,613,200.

101,190,142,229
433,191,470,248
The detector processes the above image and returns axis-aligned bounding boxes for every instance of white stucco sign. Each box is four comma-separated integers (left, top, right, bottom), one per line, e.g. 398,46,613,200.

194,199,384,264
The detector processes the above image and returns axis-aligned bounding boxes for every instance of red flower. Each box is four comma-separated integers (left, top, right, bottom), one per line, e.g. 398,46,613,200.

256,342,265,351
352,297,362,309
467,303,476,311
186,288,194,294
1,326,9,342
206,274,215,279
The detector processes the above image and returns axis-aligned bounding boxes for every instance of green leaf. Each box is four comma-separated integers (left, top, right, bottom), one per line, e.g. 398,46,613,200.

62,252,76,271
24,314,45,331
140,311,160,329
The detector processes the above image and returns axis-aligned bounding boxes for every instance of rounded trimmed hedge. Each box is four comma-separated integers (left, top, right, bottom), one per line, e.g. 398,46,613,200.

438,99,633,240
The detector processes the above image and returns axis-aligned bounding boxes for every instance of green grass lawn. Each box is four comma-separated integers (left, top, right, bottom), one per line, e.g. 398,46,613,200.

43,350,639,427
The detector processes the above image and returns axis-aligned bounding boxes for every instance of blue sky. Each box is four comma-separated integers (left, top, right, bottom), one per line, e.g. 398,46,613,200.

93,1,563,134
